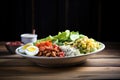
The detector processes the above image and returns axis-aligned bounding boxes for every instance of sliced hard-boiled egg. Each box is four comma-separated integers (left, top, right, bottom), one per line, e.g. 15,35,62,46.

18,43,33,53
25,45,39,56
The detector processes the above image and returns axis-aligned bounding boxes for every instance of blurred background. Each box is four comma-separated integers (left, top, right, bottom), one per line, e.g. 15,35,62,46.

0,0,120,42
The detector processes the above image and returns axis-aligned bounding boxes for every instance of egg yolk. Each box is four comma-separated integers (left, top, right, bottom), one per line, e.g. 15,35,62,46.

22,43,33,50
27,47,36,52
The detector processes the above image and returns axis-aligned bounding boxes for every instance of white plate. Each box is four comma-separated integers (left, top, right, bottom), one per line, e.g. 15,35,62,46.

15,42,105,67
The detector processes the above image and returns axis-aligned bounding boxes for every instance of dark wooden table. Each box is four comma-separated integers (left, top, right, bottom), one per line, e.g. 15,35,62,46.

0,42,120,80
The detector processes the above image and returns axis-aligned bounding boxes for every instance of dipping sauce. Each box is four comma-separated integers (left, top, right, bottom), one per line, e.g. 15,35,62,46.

21,34,37,44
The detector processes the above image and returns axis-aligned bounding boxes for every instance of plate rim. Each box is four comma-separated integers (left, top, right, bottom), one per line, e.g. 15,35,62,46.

15,42,105,59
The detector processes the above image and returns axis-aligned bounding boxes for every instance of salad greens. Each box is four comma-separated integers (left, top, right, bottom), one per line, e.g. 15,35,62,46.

35,30,101,54
35,30,84,45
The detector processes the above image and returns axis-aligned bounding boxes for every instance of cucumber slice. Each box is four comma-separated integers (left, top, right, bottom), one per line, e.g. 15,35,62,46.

70,34,79,41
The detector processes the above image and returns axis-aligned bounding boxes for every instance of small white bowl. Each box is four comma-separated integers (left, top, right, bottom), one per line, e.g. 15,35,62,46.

21,33,37,44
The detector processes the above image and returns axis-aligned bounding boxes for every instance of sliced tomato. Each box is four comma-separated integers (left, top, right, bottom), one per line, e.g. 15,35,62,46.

59,52,65,57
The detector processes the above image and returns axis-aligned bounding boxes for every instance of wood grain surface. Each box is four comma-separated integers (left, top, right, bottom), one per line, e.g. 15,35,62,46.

0,42,120,80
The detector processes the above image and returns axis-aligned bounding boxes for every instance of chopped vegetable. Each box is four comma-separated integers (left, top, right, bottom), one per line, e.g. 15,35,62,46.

35,41,65,57
22,29,103,57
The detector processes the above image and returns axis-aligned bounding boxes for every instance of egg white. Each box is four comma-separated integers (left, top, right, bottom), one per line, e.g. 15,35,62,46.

25,45,39,56
18,43,33,53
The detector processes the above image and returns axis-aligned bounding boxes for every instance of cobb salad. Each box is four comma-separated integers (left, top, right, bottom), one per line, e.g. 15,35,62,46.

17,30,103,57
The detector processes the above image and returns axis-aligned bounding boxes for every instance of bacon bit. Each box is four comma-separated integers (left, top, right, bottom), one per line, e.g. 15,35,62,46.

35,40,65,57
39,46,45,51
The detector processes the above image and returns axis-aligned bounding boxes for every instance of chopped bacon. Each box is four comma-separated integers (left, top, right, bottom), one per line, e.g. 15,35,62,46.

35,41,65,57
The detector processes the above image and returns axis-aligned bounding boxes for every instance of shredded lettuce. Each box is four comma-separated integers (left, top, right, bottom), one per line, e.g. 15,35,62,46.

36,30,84,45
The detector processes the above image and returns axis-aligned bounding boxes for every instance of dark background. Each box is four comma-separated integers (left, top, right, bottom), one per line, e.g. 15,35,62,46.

0,0,120,42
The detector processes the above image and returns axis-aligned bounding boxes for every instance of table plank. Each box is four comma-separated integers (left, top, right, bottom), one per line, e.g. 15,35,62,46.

0,67,120,73
0,67,120,79
0,74,120,80
104,42,120,50
0,59,120,67
0,74,119,80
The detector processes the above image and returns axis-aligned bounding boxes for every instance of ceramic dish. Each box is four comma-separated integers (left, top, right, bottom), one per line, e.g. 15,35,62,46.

5,41,23,54
15,42,105,67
